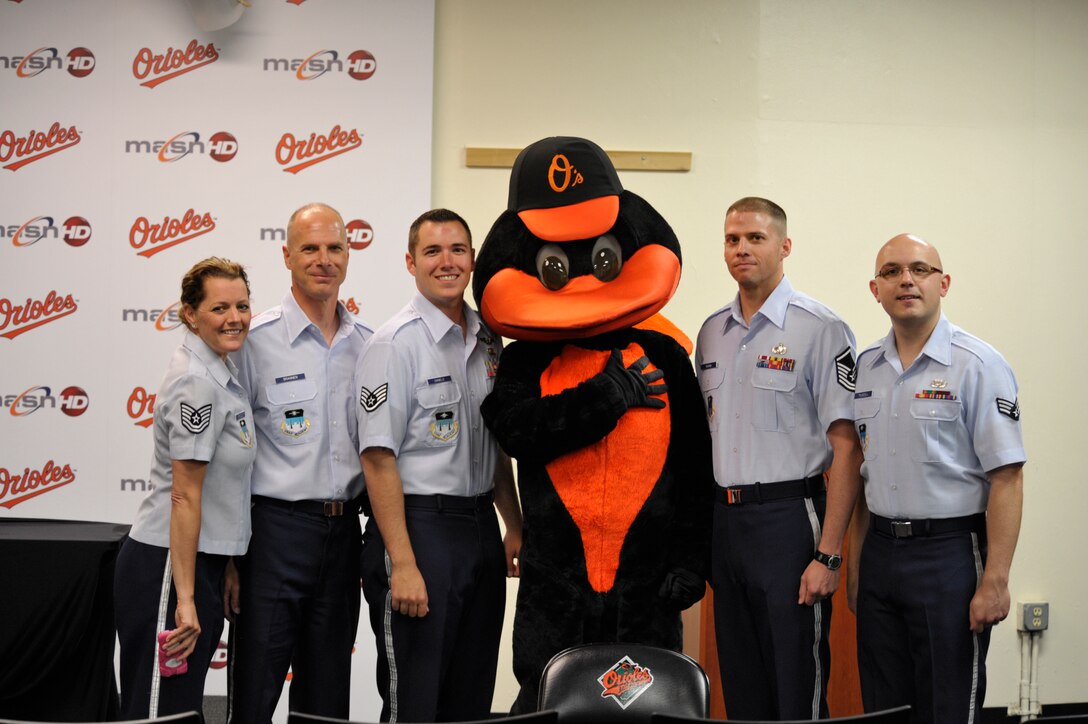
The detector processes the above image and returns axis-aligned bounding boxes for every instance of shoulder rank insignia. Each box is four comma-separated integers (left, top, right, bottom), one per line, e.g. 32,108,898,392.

996,397,1020,420
835,348,857,392
359,383,388,413
180,402,212,434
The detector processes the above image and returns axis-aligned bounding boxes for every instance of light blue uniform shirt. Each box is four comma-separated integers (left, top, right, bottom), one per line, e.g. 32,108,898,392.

853,315,1026,518
355,292,502,497
695,276,857,487
130,331,255,556
234,291,373,502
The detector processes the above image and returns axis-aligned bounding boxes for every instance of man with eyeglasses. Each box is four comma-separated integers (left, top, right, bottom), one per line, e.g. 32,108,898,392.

848,233,1025,724
695,197,862,720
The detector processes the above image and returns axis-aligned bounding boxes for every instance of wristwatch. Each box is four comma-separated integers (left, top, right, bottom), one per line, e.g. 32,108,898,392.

814,550,842,571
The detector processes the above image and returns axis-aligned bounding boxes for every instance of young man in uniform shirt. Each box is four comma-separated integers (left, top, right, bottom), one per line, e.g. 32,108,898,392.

355,208,523,723
695,197,862,720
848,233,1025,724
228,203,373,723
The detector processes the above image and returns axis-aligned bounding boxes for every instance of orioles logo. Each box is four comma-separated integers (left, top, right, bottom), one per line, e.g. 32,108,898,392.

547,153,584,193
597,656,654,710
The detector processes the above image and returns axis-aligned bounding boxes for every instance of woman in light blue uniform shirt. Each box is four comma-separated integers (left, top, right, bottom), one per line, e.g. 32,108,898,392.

114,257,256,717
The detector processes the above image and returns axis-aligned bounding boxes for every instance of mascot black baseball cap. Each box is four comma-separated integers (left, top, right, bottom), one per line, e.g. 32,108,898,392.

508,136,623,242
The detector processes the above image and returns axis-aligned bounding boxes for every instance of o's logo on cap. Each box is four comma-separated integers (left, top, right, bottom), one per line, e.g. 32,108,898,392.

547,153,584,193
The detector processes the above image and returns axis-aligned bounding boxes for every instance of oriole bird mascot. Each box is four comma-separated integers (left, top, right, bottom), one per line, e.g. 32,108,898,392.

474,137,714,712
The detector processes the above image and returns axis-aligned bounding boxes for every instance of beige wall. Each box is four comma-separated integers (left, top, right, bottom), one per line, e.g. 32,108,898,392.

432,0,1088,710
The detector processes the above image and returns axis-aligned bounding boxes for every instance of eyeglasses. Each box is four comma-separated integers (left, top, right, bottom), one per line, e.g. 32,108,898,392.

875,263,942,280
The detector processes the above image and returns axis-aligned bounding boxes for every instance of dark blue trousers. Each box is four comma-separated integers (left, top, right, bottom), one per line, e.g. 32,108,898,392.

114,538,228,718
857,526,989,724
227,499,362,723
711,494,830,721
361,500,506,723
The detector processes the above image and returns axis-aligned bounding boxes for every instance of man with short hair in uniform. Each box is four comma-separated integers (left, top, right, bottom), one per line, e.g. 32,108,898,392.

355,208,523,723
228,202,373,723
695,197,863,720
848,233,1025,724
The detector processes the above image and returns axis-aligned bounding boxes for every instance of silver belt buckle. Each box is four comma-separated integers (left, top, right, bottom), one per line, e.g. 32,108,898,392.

323,500,344,517
891,520,913,538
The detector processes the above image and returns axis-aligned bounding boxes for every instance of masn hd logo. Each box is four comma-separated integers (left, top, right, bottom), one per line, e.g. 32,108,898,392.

3,215,91,247
2,46,96,78
263,49,376,81
122,302,183,331
125,131,237,163
2,385,88,417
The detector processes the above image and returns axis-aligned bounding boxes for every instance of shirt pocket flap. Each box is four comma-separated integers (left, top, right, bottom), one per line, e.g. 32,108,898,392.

750,367,798,393
910,398,961,422
854,396,882,420
416,380,462,409
266,378,318,406
698,363,725,392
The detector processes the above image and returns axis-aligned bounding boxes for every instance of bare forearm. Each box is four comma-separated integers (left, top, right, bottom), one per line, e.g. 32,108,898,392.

169,459,207,602
492,451,522,534
361,448,415,567
818,420,863,555
983,464,1024,584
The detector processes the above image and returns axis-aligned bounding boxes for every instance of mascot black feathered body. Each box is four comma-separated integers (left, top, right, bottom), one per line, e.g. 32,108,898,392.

473,137,714,712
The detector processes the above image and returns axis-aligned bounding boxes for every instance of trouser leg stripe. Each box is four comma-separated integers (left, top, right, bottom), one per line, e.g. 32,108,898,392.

383,550,399,724
805,497,824,719
967,532,983,724
149,552,173,718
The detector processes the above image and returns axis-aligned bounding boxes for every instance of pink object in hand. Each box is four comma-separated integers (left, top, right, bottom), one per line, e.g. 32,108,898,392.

158,630,188,676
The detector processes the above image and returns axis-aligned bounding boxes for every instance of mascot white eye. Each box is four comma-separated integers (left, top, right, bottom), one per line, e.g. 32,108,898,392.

591,234,623,282
535,244,570,290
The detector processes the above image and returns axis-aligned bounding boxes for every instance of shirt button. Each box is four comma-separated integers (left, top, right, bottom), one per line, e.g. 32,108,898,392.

929,410,937,417
893,413,898,418
891,484,898,490
741,345,747,351
735,413,740,419
732,448,738,454
332,420,338,426
334,455,341,462
737,378,743,384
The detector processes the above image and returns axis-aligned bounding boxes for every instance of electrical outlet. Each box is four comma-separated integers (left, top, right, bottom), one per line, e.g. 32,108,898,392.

1017,602,1049,631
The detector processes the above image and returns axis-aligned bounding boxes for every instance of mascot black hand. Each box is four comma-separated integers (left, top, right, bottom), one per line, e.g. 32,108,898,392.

601,349,668,409
658,568,707,610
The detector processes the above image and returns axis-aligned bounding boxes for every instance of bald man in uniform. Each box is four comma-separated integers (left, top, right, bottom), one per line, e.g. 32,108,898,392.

849,234,1025,724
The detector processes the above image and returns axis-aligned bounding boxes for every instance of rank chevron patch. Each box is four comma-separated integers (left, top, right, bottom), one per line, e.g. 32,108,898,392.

996,397,1020,420
359,383,388,412
180,402,213,434
835,348,857,392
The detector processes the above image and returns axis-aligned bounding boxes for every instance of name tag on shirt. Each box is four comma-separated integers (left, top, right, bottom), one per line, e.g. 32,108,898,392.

699,362,718,370
855,391,872,399
274,373,306,384
427,376,452,385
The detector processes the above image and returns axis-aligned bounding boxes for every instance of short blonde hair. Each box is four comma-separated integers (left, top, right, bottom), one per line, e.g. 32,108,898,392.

180,257,250,329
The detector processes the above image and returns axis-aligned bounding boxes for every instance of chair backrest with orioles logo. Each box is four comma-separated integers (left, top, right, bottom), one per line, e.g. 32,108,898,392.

537,643,709,724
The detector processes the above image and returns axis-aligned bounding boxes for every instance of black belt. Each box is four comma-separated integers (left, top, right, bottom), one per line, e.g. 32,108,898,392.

718,475,825,506
253,494,356,517
403,491,494,512
870,513,985,539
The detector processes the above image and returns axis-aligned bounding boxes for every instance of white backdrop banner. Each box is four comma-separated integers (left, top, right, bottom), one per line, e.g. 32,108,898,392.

0,0,434,719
